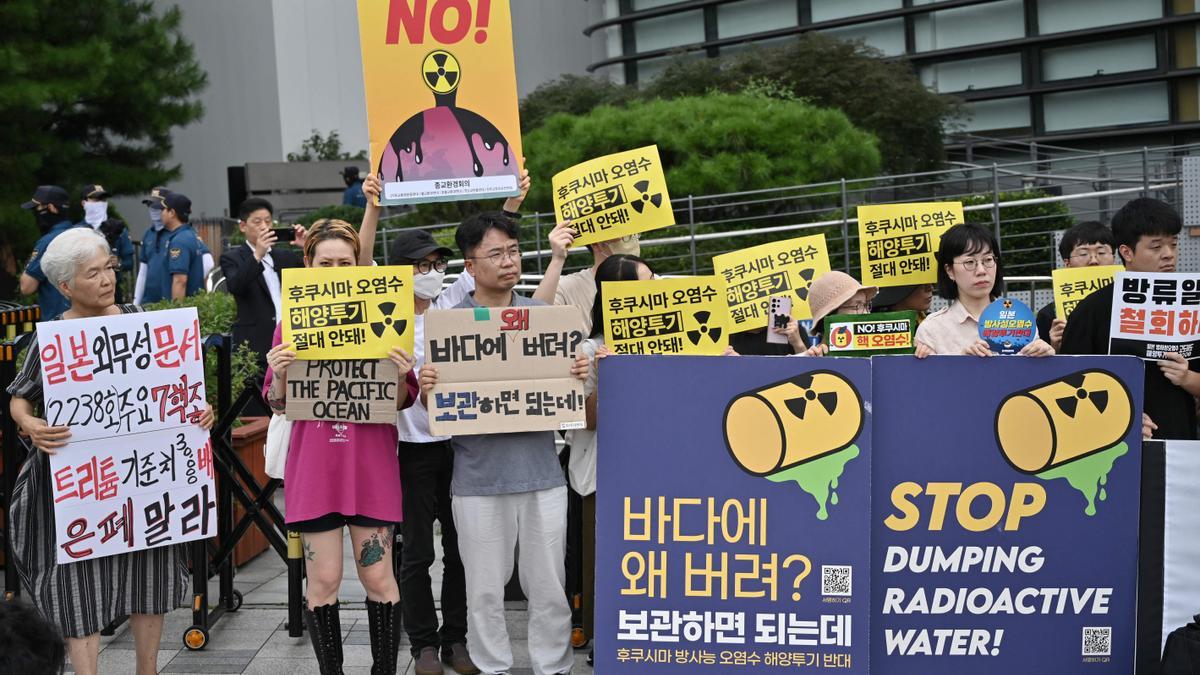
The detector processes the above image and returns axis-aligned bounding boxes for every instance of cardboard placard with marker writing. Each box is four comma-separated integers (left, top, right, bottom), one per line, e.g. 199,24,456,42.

424,304,586,435
285,359,400,424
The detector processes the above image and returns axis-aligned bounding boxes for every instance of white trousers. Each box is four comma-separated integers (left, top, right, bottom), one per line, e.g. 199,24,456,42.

453,486,573,675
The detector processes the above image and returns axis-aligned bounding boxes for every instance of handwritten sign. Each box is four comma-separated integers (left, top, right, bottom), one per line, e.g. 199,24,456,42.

282,265,414,359
601,277,730,355
552,146,675,247
37,308,215,563
857,202,963,287
825,311,918,356
358,0,523,205
713,234,832,332
1109,272,1200,359
424,304,586,434
1053,265,1120,321
285,359,399,424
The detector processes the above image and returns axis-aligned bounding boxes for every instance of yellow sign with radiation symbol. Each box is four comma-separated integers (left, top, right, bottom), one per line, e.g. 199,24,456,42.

713,234,832,332
356,0,523,205
601,276,730,355
552,146,675,247
282,266,415,359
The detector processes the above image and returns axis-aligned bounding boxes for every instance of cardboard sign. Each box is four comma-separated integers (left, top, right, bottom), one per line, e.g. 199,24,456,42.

424,304,586,434
552,146,674,247
1053,265,1121,321
601,276,730,355
713,234,832,332
357,0,523,205
979,297,1036,355
857,202,963,287
285,359,399,424
597,356,872,673
873,356,1142,674
1109,272,1200,359
281,265,414,359
36,308,215,563
825,311,918,356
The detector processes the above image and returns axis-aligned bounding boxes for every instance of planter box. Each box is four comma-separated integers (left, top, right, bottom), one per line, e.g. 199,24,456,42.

226,417,272,566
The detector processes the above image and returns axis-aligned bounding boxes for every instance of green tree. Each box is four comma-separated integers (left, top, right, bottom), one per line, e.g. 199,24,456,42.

0,0,207,280
287,130,368,162
520,74,637,133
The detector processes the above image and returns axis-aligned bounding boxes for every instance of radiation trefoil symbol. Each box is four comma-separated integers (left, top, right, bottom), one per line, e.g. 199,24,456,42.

686,311,723,346
423,50,460,94
784,373,838,420
793,268,817,301
370,302,408,339
629,180,663,213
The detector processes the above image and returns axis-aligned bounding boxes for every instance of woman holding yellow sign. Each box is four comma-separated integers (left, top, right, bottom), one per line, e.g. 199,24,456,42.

263,207,419,675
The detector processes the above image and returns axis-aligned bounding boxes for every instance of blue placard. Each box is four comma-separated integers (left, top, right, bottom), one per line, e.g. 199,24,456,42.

978,297,1037,354
871,355,1143,674
597,356,871,673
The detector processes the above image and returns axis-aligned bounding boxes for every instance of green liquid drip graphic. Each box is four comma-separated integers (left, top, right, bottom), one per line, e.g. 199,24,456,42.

766,445,860,521
1036,442,1128,516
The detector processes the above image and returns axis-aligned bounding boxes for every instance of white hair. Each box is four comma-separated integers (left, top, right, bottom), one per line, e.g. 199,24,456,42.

40,228,111,290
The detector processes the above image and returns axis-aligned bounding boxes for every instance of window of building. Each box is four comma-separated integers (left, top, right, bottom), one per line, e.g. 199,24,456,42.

1043,82,1170,131
1042,35,1158,81
962,97,1031,131
1036,0,1160,35
717,0,799,39
913,0,1025,52
920,53,1024,93
822,18,906,56
810,0,902,23
633,9,705,53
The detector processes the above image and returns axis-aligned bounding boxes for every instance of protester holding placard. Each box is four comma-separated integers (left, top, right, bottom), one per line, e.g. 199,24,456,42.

794,270,877,356
1061,198,1199,440
264,218,419,675
419,212,590,675
915,223,1054,358
1036,221,1116,350
6,228,215,675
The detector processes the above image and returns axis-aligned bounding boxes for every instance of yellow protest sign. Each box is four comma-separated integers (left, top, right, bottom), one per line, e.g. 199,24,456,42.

857,202,963,287
1053,265,1121,320
552,145,674,247
282,266,414,359
713,234,832,332
602,276,729,355
357,0,522,205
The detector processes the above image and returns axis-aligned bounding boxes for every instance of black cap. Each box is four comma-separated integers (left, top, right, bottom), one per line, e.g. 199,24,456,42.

21,185,69,210
80,184,111,200
162,192,192,217
872,284,920,310
390,229,453,262
341,166,361,179
142,186,172,208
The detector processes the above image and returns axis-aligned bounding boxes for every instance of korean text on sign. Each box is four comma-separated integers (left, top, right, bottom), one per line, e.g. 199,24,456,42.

36,308,216,563
282,265,414,359
1053,265,1120,321
857,202,963,287
713,234,832,331
1109,272,1200,360
424,305,587,435
602,277,730,355
552,145,675,247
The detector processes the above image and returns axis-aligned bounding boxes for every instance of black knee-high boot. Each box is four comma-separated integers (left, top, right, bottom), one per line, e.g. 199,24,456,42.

304,602,345,675
366,599,402,675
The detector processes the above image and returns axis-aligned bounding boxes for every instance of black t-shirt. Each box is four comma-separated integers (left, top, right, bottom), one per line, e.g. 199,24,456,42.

1059,284,1199,440
730,328,796,356
1036,301,1056,344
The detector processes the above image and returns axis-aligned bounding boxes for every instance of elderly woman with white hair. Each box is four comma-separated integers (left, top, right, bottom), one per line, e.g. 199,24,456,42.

6,228,213,675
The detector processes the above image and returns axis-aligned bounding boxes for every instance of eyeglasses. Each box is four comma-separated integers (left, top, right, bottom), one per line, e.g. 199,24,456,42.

953,255,998,272
1069,246,1113,263
836,302,870,314
246,217,274,227
469,246,521,266
412,259,449,274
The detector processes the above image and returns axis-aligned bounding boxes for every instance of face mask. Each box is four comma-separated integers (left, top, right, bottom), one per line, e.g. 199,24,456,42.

609,236,641,257
84,201,108,227
149,208,164,230
412,270,446,299
35,208,59,230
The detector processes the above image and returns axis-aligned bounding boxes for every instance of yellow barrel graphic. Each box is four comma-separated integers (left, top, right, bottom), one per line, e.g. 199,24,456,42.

723,370,863,476
995,369,1133,473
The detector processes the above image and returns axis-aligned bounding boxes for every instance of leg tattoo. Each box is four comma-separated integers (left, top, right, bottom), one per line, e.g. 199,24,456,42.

359,529,389,567
304,541,315,561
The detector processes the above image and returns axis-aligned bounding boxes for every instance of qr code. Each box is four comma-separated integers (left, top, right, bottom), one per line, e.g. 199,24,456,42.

821,565,852,596
1082,627,1112,656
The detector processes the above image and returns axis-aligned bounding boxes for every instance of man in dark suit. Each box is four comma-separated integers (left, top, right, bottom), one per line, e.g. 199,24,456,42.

220,197,304,415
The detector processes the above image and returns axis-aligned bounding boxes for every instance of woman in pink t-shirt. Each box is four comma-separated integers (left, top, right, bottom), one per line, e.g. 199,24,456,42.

263,217,417,675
